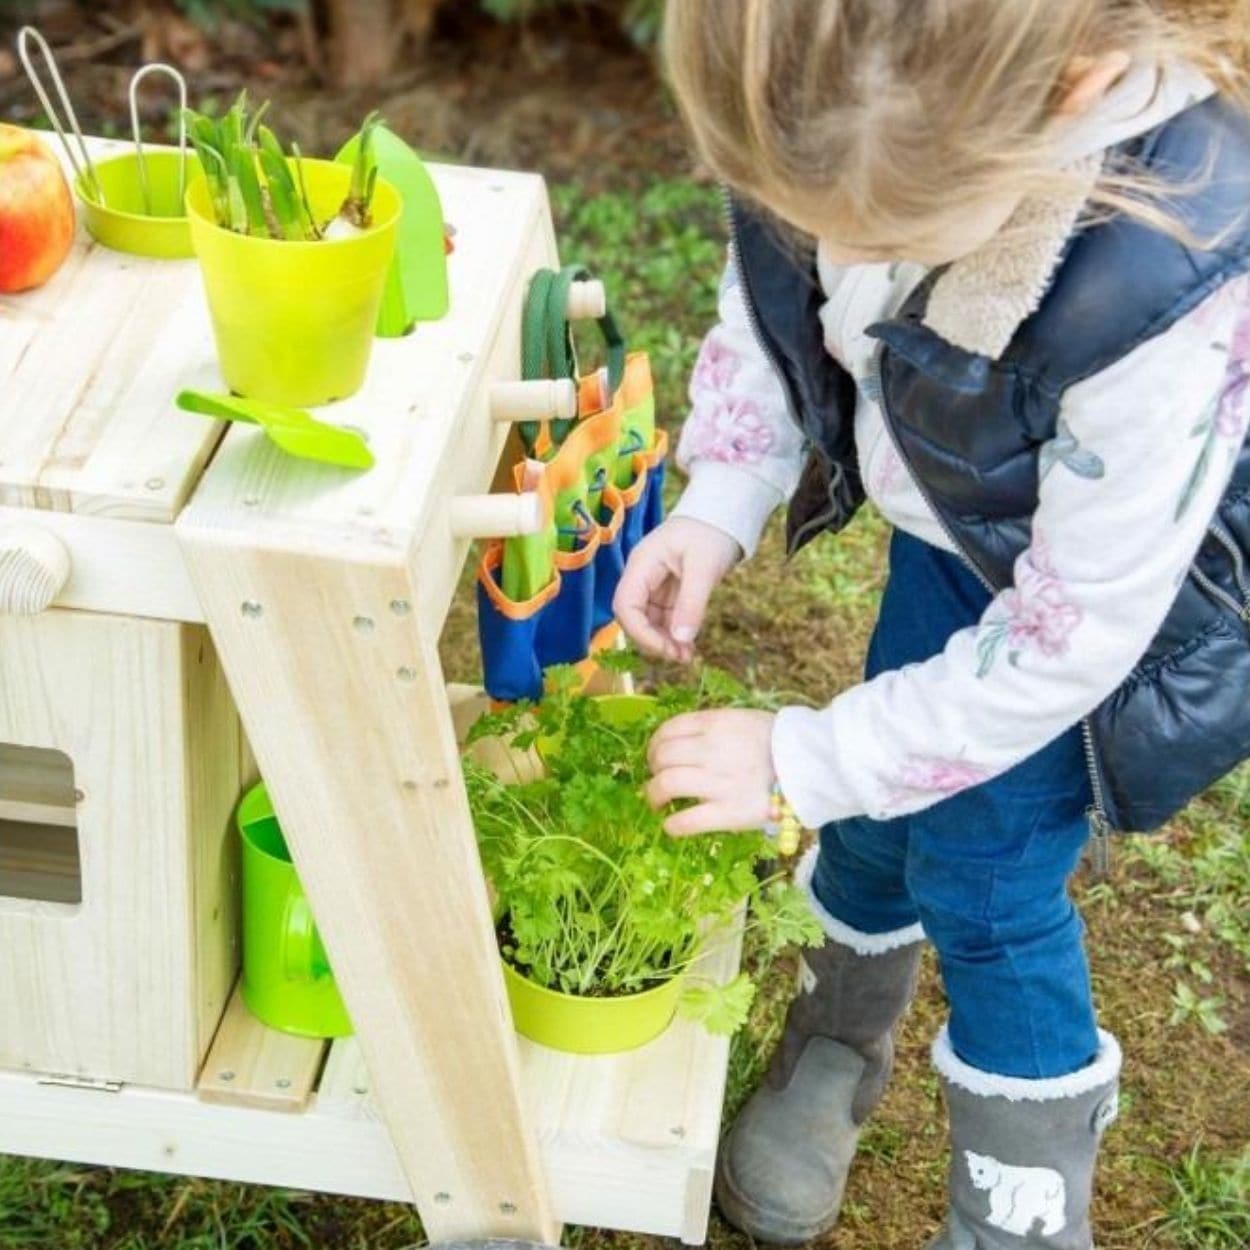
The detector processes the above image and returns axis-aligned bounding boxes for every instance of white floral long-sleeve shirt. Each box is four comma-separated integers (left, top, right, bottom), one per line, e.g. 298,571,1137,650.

669,62,1250,829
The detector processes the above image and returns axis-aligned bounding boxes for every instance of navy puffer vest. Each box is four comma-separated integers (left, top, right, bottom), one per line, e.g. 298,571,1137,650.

728,95,1250,833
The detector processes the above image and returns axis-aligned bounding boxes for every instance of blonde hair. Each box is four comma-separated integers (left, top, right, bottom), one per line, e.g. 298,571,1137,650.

664,0,1250,250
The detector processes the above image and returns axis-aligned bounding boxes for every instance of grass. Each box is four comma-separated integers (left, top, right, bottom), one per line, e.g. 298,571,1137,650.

1151,1146,1250,1249
3,173,1249,1250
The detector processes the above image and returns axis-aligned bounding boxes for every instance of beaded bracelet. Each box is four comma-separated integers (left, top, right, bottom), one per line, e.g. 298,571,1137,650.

766,782,802,857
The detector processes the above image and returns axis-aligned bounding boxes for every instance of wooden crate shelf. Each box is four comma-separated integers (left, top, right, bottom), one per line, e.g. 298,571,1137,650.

0,911,741,1245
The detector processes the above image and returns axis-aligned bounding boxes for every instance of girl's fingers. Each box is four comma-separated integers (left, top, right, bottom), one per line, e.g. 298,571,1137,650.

645,766,724,809
650,710,716,750
647,722,742,773
615,569,680,658
664,800,755,838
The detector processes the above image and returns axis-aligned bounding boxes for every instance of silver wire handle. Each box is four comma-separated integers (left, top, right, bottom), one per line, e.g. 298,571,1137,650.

16,26,103,205
129,63,188,216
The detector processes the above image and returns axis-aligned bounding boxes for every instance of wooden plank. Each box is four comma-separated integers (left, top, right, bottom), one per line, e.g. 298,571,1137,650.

178,162,562,1241
315,1037,375,1121
175,531,558,1242
0,742,76,808
0,506,204,623
0,1064,416,1204
0,138,226,522
0,821,81,905
183,625,245,1066
0,800,76,829
198,985,327,1113
0,610,241,1089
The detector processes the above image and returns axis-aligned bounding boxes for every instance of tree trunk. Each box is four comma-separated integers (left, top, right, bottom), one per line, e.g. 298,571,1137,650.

317,0,443,88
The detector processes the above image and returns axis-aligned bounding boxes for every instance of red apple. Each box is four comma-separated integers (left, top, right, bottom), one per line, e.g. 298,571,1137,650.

0,124,75,294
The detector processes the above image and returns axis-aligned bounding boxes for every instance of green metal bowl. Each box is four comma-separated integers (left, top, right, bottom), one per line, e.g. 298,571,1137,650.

75,150,201,260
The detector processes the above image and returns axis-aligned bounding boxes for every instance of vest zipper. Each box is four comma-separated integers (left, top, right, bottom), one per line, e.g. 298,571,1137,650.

870,348,1116,868
1191,562,1249,621
1208,522,1250,621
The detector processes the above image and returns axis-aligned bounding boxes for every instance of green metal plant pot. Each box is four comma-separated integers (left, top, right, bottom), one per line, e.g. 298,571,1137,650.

513,692,680,1054
75,150,202,259
238,782,352,1039
502,958,684,1055
186,158,400,407
536,692,657,762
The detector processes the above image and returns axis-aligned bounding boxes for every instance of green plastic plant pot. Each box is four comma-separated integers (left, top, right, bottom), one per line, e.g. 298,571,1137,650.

537,692,657,762
186,159,401,406
75,151,203,259
501,958,684,1055
237,782,352,1039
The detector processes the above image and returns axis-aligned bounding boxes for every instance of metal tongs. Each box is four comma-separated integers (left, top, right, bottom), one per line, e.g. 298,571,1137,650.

16,26,102,203
17,25,189,215
129,63,189,214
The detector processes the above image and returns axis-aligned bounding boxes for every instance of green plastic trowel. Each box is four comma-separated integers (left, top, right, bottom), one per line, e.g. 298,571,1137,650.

336,123,450,338
176,390,375,470
501,460,557,602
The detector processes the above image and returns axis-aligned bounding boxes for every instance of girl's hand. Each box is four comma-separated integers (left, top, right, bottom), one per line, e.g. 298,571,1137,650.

645,709,776,836
613,517,741,662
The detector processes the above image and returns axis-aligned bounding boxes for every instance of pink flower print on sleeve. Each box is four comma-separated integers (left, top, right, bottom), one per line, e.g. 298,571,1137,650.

871,442,904,499
692,332,743,394
682,394,776,465
886,754,991,810
1215,304,1250,437
975,538,1083,677
1178,281,1250,519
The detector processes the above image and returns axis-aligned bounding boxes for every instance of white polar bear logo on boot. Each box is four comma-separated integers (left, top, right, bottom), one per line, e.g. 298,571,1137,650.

965,1151,1067,1237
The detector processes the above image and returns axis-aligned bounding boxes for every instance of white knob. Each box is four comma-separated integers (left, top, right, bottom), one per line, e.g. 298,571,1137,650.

0,526,71,614
449,492,545,541
489,378,578,423
567,280,607,321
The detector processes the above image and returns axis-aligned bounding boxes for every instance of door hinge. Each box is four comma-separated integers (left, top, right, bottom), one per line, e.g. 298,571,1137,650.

36,1073,123,1093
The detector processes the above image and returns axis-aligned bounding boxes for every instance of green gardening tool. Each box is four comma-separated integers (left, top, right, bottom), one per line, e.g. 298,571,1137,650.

336,124,450,338
176,390,375,470
501,460,558,602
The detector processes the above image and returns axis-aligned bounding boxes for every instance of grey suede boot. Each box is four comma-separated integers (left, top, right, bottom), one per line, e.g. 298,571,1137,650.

927,1027,1122,1250
714,863,925,1244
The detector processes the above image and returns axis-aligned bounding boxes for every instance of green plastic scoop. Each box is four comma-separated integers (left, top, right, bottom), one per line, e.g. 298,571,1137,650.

176,390,375,470
336,124,450,338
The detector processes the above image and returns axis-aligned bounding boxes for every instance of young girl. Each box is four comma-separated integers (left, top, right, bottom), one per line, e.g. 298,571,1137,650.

613,3,1250,1246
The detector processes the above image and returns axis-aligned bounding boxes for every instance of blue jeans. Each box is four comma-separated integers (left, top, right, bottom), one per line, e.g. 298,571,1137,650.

810,531,1099,1079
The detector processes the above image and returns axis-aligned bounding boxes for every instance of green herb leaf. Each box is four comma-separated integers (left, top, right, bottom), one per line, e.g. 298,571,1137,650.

678,973,757,1035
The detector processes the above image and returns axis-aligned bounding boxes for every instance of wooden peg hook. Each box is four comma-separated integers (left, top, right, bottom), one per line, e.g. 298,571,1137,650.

0,525,71,615
489,379,578,424
449,492,544,541
567,279,607,321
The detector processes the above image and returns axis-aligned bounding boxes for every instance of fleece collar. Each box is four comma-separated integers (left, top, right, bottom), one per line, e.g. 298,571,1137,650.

923,60,1216,360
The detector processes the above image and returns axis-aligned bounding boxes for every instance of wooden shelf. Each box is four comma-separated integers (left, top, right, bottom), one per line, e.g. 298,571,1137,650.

0,916,740,1245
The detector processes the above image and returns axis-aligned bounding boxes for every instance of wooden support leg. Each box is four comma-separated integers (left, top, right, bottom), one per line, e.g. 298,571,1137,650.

177,538,557,1243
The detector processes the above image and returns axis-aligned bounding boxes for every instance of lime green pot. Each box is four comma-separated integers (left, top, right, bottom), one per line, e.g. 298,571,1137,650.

502,958,684,1055
76,151,202,259
238,782,352,1039
513,692,680,1054
537,692,657,762
186,159,400,406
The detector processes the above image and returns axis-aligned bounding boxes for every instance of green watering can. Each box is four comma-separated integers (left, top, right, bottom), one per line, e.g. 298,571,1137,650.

237,783,352,1039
